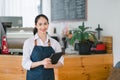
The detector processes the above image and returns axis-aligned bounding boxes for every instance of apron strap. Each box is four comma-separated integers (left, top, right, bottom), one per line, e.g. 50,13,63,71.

34,39,51,46
48,39,51,46
34,39,37,46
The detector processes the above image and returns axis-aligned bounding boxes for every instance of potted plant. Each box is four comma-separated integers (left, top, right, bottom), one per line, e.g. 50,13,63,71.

67,22,98,55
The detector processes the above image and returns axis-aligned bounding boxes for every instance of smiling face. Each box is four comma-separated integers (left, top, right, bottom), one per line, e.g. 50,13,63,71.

35,16,49,34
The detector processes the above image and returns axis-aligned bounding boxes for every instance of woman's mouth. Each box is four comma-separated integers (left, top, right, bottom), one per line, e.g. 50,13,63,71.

40,29,47,33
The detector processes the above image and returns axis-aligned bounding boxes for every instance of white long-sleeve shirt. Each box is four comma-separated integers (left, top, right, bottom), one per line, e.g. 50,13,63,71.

22,33,64,70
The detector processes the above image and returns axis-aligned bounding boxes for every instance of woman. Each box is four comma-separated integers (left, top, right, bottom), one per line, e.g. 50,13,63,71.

22,14,64,80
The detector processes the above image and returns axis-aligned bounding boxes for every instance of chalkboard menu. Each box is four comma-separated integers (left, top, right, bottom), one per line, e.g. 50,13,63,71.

51,0,87,21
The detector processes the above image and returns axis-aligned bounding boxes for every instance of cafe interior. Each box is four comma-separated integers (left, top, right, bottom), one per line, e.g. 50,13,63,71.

0,0,120,80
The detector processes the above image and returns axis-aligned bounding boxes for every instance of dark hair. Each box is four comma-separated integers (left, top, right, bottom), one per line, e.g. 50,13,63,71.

33,14,49,35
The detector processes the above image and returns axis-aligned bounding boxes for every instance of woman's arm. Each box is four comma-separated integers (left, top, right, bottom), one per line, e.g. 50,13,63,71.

44,61,63,69
30,58,51,68
31,56,64,69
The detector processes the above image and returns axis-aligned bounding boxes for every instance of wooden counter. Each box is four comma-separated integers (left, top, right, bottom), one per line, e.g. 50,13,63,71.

0,54,113,80
0,55,26,80
55,54,113,80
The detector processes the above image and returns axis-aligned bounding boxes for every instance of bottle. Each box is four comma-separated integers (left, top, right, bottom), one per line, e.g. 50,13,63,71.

2,35,9,54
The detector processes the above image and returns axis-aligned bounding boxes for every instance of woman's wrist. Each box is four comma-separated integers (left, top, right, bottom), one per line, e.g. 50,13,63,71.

38,61,43,66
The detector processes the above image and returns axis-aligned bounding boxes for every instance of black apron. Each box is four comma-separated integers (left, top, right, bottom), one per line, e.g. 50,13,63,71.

27,39,55,80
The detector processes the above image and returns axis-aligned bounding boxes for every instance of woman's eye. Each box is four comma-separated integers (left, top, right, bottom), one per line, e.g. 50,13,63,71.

39,22,48,26
39,23,42,26
44,23,48,25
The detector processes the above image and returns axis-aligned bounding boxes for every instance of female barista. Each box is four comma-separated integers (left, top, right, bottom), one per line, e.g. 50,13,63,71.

22,14,64,80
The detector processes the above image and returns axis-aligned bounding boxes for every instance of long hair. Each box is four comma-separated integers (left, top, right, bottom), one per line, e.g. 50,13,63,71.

33,14,49,35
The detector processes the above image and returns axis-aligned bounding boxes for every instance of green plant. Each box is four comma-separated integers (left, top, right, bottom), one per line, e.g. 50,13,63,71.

68,22,98,45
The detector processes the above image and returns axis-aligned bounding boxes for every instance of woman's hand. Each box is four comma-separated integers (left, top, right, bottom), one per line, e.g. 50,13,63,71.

41,58,51,65
41,58,53,68
41,58,64,69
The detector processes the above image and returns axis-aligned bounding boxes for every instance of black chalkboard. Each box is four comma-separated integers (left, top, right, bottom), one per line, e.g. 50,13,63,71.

51,0,87,21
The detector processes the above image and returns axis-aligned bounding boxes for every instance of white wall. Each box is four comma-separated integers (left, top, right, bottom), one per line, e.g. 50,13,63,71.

21,0,39,27
42,0,120,66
